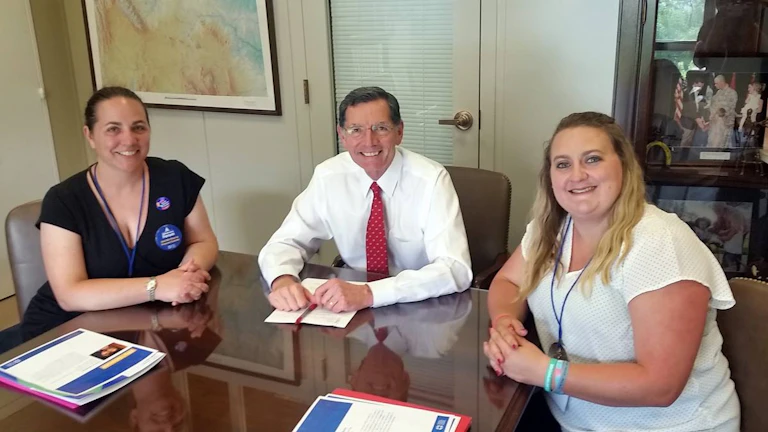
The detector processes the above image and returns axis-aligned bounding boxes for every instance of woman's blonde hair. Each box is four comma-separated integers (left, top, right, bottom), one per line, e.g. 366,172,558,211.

519,112,646,298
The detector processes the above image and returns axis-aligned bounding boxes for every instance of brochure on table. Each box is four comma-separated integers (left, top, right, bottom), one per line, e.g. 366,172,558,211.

0,329,165,408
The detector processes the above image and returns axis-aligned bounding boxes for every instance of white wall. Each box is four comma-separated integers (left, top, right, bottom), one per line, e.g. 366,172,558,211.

0,0,60,299
147,107,305,255
28,0,89,180
493,0,620,245
145,1,317,256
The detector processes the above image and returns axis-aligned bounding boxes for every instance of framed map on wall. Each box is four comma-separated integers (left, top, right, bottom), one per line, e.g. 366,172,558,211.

82,0,281,115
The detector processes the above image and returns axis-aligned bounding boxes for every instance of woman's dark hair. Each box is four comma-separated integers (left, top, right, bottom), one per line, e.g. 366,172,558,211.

84,86,149,130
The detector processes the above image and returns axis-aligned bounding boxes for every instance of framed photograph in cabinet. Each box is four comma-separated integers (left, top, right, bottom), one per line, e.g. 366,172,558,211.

647,60,768,167
647,184,768,278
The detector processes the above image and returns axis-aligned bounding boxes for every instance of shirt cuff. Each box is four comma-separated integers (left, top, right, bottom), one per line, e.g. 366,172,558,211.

367,277,398,308
263,266,302,290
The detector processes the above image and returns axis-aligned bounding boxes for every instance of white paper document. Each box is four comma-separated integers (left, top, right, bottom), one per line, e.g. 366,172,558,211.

293,394,460,432
264,278,366,328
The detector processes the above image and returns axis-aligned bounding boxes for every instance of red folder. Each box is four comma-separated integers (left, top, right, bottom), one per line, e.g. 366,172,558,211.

331,388,471,432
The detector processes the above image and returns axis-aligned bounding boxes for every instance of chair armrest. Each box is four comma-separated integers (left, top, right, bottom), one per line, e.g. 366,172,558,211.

473,252,509,290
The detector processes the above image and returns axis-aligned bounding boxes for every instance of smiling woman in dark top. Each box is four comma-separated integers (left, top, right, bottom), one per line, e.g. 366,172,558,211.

19,86,218,341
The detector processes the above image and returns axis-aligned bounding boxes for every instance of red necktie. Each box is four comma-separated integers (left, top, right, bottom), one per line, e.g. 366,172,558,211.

366,182,389,274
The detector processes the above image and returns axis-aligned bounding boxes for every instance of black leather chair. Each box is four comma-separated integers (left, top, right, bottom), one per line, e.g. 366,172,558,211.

718,277,768,432
333,167,512,289
5,200,45,317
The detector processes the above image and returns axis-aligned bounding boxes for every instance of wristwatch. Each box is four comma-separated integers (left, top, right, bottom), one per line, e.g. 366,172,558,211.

146,276,157,302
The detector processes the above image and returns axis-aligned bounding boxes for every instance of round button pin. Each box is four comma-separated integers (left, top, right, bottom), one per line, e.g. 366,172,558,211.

155,196,171,211
155,224,182,251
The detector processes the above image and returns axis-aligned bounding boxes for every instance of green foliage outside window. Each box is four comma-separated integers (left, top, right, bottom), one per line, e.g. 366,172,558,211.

655,0,706,77
655,0,705,42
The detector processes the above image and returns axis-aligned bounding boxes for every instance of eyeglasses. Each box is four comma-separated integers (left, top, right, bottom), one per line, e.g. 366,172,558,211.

342,123,396,139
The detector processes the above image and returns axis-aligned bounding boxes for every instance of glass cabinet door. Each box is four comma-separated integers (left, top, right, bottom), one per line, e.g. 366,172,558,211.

642,0,768,280
645,0,768,182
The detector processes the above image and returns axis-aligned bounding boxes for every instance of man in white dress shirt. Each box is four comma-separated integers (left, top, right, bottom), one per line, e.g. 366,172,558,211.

259,87,472,312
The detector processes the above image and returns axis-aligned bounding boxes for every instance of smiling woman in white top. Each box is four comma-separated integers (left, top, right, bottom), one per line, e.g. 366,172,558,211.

259,86,472,313
484,112,739,431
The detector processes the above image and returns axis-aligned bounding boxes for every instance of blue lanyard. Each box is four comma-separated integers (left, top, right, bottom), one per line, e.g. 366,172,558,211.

90,164,146,277
550,217,591,345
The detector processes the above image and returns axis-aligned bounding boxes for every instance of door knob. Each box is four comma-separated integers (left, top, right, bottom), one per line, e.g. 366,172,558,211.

438,111,473,131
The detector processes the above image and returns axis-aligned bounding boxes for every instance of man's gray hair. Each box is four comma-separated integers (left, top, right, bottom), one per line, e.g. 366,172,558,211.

337,86,401,127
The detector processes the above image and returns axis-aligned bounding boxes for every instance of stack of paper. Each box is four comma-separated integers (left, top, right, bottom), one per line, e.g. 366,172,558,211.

0,329,165,408
265,278,367,328
293,388,471,432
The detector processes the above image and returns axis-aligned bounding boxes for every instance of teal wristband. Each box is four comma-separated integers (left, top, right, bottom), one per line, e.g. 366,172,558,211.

554,360,570,394
544,357,557,392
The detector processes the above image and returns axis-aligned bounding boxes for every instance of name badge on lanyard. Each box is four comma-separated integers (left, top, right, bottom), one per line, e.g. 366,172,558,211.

549,217,592,362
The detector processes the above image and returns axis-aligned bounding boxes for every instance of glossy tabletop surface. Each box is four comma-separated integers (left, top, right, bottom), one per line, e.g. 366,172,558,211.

0,251,531,431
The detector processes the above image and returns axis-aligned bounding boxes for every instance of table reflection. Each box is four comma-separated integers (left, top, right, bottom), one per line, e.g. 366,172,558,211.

345,292,471,402
128,355,184,431
0,252,530,431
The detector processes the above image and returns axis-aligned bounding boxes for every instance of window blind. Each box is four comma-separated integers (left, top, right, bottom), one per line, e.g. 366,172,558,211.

330,0,454,165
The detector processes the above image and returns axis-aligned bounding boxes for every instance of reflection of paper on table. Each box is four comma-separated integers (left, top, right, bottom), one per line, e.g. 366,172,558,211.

264,278,366,328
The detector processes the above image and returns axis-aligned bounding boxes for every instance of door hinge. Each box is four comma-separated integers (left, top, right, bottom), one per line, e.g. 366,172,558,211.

303,79,310,104
478,109,481,130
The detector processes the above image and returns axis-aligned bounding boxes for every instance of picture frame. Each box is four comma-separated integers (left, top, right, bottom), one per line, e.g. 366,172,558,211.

646,58,768,173
647,184,768,279
82,0,281,115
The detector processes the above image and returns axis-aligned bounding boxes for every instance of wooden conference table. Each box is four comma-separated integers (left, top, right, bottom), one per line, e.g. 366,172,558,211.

0,251,532,431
